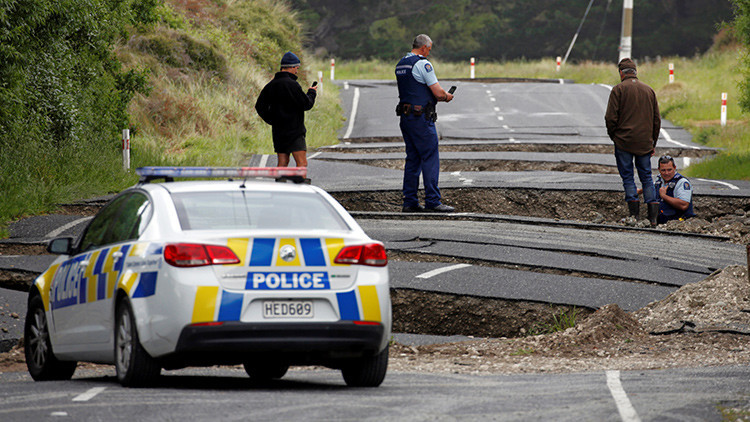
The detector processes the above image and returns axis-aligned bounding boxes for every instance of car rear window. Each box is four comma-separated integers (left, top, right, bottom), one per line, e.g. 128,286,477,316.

171,190,350,231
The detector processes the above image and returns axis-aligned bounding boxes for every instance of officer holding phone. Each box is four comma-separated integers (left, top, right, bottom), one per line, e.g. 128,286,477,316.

395,34,455,213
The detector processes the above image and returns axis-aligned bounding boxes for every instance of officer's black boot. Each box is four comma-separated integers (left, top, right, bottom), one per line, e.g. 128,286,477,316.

647,203,659,227
627,201,640,219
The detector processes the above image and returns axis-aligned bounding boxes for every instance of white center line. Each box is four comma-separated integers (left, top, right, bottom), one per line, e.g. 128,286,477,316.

50,412,68,417
416,264,471,279
258,154,269,168
494,107,500,112
489,97,496,102
606,371,641,422
72,386,107,402
308,151,321,160
343,87,360,139
697,178,740,190
502,125,510,130
45,216,93,239
660,128,699,149
497,116,504,121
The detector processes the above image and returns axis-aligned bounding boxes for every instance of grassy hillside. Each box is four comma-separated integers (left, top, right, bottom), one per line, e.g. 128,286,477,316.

325,45,750,180
0,0,343,235
119,0,343,167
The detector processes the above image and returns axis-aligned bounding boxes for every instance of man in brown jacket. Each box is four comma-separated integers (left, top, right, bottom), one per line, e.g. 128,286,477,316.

605,58,661,226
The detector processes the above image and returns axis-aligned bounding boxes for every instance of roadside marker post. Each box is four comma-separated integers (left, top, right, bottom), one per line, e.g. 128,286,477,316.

122,129,130,170
330,58,335,81
668,63,674,84
556,56,561,72
317,70,323,92
470,57,475,79
721,92,728,127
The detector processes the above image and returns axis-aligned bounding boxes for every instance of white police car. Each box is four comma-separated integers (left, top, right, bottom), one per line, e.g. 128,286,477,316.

25,167,391,387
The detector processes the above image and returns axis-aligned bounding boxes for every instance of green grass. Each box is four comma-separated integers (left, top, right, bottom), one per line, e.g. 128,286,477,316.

527,307,581,336
320,49,750,180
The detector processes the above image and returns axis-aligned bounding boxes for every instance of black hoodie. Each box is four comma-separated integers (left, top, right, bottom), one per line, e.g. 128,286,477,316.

255,72,317,142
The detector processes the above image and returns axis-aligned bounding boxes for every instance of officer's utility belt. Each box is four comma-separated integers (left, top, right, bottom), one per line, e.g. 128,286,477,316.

396,102,437,122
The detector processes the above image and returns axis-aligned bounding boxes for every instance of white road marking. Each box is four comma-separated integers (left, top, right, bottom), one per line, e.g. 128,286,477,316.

344,82,349,90
510,138,519,143
598,83,614,90
45,216,93,239
494,107,500,112
51,412,68,417
72,387,107,402
462,179,474,185
343,87,360,139
258,154,269,168
486,90,492,94
416,264,471,279
497,116,504,121
559,79,565,84
307,152,321,160
502,125,510,130
660,128,699,149
697,178,739,190
451,171,461,176
606,371,641,422
490,97,496,102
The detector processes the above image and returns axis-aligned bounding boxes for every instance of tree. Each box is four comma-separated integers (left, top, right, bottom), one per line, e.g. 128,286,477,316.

732,0,750,112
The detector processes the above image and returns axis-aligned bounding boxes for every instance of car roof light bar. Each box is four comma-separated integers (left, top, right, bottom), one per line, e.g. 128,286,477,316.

136,166,308,184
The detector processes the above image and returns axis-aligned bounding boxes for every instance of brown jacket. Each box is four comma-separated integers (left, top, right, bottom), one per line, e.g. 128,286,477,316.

604,74,661,156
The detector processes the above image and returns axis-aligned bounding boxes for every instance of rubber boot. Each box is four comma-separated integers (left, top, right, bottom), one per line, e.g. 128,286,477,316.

647,203,659,227
627,201,640,219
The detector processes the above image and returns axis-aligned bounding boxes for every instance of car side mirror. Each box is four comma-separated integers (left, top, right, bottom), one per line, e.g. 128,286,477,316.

47,237,73,255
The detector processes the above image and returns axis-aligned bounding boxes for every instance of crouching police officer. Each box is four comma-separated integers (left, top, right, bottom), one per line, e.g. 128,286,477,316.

654,155,695,224
395,34,454,213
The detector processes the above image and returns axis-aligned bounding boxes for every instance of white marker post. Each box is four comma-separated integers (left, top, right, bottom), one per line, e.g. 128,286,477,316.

330,58,335,81
721,92,728,127
122,129,130,170
470,57,475,79
317,70,323,92
556,56,561,72
668,63,674,84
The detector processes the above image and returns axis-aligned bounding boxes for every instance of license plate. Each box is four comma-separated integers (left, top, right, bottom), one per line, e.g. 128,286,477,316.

263,300,314,318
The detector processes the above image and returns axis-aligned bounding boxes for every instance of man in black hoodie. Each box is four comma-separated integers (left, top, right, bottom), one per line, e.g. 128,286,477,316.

255,52,317,167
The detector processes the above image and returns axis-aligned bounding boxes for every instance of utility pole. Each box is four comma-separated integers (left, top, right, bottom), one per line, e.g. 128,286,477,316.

618,0,633,61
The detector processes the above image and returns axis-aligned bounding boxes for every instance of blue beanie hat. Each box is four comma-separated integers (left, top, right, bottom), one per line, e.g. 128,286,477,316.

280,52,300,68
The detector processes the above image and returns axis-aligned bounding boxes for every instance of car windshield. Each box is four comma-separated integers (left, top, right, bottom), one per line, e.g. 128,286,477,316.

171,190,350,231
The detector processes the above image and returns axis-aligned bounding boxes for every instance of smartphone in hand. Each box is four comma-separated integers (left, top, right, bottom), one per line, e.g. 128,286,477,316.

448,86,456,94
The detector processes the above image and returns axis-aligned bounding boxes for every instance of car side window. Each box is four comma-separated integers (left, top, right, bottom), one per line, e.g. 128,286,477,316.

78,192,151,252
78,195,130,252
103,192,151,246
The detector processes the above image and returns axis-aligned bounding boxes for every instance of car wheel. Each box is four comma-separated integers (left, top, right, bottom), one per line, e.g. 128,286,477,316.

24,295,77,381
115,298,160,387
341,346,388,387
243,362,289,381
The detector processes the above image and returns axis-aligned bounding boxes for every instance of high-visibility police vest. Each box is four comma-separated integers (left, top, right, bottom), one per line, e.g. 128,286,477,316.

395,55,436,107
656,173,695,220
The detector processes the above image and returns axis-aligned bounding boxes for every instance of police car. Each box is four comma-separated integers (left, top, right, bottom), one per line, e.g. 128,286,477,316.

25,167,391,387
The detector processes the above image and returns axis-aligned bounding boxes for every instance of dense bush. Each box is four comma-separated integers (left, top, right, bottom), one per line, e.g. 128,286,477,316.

0,0,157,223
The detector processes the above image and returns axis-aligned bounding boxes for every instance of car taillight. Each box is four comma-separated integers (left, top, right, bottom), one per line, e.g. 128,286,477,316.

164,243,240,267
334,243,387,267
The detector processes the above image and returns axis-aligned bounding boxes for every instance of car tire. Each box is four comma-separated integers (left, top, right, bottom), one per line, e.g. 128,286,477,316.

243,362,289,381
115,298,160,387
341,346,388,387
24,295,77,381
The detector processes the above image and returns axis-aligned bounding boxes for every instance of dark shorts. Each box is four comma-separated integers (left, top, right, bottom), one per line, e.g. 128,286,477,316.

273,135,306,154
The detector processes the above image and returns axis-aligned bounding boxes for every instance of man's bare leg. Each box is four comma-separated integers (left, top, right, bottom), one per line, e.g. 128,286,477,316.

277,153,290,167
291,150,307,167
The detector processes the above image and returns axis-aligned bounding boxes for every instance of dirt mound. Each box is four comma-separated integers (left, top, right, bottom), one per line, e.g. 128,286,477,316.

634,265,750,334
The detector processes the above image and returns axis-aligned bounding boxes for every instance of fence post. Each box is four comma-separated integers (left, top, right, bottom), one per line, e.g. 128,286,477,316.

122,129,130,170
668,63,674,84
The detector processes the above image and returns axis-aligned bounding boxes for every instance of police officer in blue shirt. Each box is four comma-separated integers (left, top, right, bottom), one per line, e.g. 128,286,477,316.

395,34,454,212
654,155,695,224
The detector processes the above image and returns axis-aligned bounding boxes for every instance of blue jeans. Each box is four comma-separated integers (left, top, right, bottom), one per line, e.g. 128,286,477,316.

614,147,657,203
